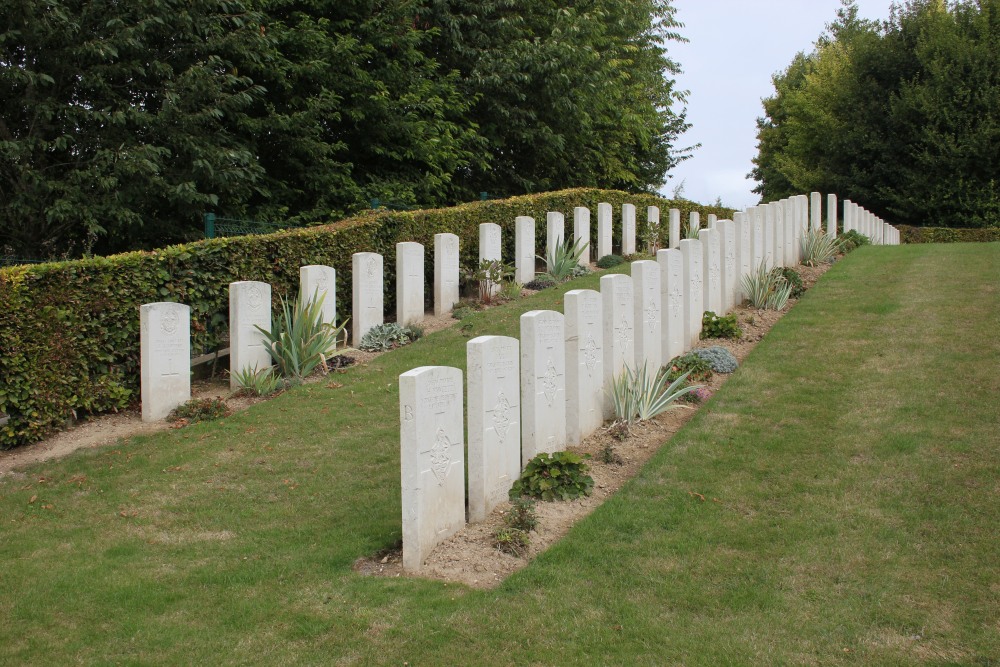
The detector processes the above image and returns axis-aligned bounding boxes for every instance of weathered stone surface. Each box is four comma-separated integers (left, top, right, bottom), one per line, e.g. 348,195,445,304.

352,252,383,344
699,228,722,315
396,242,425,327
515,216,536,285
434,233,460,316
657,248,685,363
631,259,662,372
520,310,567,465
400,365,465,571
669,208,681,249
679,238,704,347
141,302,191,422
621,204,636,256
600,274,634,419
826,194,838,238
300,264,336,326
547,211,565,271
467,336,520,524
564,289,603,446
718,220,738,313
573,207,591,266
229,281,271,390
597,202,613,259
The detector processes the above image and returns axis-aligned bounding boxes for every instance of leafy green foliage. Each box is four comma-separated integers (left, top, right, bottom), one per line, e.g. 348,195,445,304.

510,452,594,502
230,366,285,397
701,311,743,339
596,254,626,269
666,353,714,384
257,291,345,385
692,346,739,374
751,1,1000,229
167,398,231,425
801,230,839,266
466,259,514,305
357,323,419,352
776,267,805,298
742,261,794,310
608,364,698,429
898,225,1000,243
836,230,872,253
541,237,589,281
599,441,624,464
505,498,538,532
524,274,558,291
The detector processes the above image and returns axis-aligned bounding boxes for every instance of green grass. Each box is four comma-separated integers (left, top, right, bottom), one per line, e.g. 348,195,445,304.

2,244,998,665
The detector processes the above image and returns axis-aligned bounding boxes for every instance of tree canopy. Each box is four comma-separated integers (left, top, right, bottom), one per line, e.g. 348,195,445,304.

1,0,691,259
751,0,1000,229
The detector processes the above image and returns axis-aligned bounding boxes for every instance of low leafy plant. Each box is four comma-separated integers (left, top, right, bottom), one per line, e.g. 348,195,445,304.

665,353,714,384
358,323,419,352
599,442,624,465
776,267,804,298
692,346,739,374
510,451,594,501
493,527,530,556
230,365,285,397
701,311,743,339
499,279,524,301
452,306,474,320
525,274,558,291
168,397,231,424
741,260,793,310
836,230,871,253
505,497,538,532
571,264,592,278
801,229,839,266
541,237,589,281
608,363,699,426
596,254,625,269
679,386,712,404
257,290,347,385
466,259,514,304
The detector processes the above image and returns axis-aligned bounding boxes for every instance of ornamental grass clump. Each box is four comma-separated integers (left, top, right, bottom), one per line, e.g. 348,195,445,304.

741,260,793,310
608,363,700,431
231,365,285,397
541,237,589,281
256,289,347,385
801,229,839,266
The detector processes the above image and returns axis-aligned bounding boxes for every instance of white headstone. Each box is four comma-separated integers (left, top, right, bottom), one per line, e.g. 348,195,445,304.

140,302,191,422
707,213,718,228
775,201,788,268
752,208,766,270
564,289,604,446
396,242,425,327
647,206,660,253
434,233,460,316
826,194,838,238
718,220,738,313
843,200,853,233
546,211,565,271
399,365,465,571
657,248,686,363
810,192,822,232
597,202,613,259
300,264,336,327
601,274,635,419
783,210,796,267
467,336,520,523
520,310,567,465
679,238,704,347
763,204,776,269
699,228,722,315
479,222,502,296
631,260,662,372
352,252,383,344
689,211,700,238
573,207,591,266
669,208,681,249
229,281,271,390
621,204,637,256
515,216,536,285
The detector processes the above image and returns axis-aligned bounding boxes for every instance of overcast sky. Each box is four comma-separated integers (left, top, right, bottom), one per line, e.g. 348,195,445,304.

664,0,894,209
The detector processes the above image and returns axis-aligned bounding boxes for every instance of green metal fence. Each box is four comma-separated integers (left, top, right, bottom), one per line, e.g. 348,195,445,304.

0,256,43,267
204,213,300,239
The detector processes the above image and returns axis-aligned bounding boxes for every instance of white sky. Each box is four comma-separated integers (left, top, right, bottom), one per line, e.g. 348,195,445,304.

663,0,894,209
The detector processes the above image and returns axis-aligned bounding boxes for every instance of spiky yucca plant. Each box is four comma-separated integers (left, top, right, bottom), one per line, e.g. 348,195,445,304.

256,289,347,385
801,229,839,266
608,364,699,428
540,237,589,281
741,261,794,310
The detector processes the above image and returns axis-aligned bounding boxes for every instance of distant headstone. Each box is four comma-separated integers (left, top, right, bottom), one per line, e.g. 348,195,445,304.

647,206,660,252
707,213,718,228
467,336,521,523
784,210,796,267
621,204,637,256
679,238,703,347
669,208,681,249
689,211,700,238
718,220,738,313
843,200,854,233
763,204,776,269
140,302,191,422
434,233,460,316
479,222,502,296
735,212,752,303
699,228,722,315
631,260,662,372
826,194,838,238
400,365,465,571
515,216,536,285
229,281,271,390
352,252,383,344
547,211,565,271
600,274,635,419
573,207,591,266
520,310,567,465
597,202,613,259
811,192,822,232
657,248,685,363
300,264,336,327
396,242,425,327
752,208,766,270
564,289,604,446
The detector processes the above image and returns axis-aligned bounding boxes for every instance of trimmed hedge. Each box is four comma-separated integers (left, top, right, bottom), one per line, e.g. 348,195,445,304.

0,188,731,449
898,225,1000,244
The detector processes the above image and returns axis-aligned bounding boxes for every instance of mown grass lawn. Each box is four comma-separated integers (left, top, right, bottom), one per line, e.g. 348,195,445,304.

1,243,997,665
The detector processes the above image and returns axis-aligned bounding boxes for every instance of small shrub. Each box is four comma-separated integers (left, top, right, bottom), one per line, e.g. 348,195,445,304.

505,497,538,532
466,259,514,304
741,260,793,310
801,229,839,266
452,306,474,320
836,230,871,253
493,527,530,556
596,254,625,269
499,279,523,301
608,363,699,426
168,397,231,424
358,323,417,352
692,346,739,374
541,237,589,281
231,365,285,397
525,274,558,291
665,353,713,384
510,451,594,501
599,442,624,464
701,311,742,339
775,267,804,298
571,265,592,278
679,386,712,404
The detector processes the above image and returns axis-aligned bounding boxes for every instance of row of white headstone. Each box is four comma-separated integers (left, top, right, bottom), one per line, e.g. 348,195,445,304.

137,193,897,425
395,193,899,570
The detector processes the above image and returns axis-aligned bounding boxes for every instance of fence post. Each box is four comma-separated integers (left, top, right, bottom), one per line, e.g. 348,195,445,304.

480,192,488,201
370,198,380,209
204,213,216,239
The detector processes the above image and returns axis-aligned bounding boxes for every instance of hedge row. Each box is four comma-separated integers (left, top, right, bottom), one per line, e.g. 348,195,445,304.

898,226,1000,244
0,188,732,449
